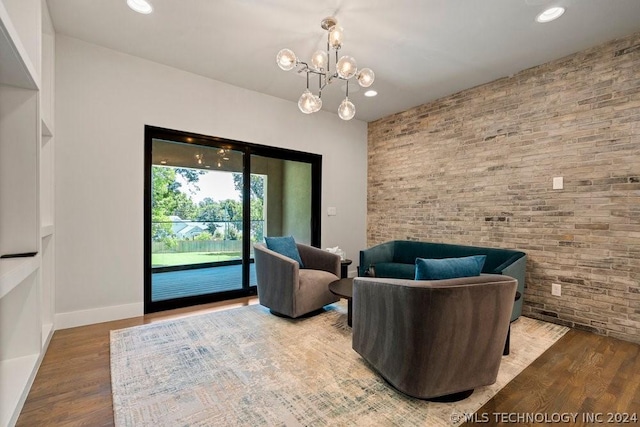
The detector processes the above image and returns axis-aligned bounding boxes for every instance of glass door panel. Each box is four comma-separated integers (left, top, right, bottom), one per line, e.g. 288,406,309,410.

150,138,244,303
250,155,313,247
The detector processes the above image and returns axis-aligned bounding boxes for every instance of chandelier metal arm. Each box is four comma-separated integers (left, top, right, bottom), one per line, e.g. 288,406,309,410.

326,40,331,81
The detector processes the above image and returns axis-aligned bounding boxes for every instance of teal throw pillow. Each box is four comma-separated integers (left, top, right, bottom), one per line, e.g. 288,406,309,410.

415,255,486,280
265,236,304,267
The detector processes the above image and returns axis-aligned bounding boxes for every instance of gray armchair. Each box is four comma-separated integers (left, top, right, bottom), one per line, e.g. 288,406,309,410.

254,243,341,318
352,274,517,401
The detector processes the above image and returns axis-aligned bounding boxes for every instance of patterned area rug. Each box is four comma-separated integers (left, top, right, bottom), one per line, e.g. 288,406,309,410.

110,302,568,426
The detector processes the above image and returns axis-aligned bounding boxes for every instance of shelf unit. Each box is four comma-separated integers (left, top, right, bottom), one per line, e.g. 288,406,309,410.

0,0,55,425
39,0,54,360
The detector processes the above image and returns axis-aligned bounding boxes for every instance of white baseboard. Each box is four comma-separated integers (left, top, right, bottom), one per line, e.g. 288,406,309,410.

55,302,143,330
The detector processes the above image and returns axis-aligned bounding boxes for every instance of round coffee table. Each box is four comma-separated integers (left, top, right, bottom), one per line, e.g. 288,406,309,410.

329,278,353,326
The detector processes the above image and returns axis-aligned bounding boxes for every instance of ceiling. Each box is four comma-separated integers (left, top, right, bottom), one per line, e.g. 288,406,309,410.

46,0,640,123
152,138,244,171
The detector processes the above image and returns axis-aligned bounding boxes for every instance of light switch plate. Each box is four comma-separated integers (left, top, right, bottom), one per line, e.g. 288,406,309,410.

553,177,563,190
327,207,337,216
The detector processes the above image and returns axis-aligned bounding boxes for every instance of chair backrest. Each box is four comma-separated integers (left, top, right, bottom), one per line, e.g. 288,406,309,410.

391,240,526,274
352,274,517,399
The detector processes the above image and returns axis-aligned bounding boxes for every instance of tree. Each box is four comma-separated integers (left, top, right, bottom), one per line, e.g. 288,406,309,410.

173,192,198,220
196,198,224,233
233,173,265,242
250,198,264,242
232,173,264,200
194,231,213,241
219,199,243,221
152,166,202,215
151,167,177,241
151,166,201,240
175,168,204,193
224,224,240,241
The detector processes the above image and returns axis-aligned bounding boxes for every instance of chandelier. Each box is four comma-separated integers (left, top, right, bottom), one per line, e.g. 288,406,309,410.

276,16,375,121
194,149,230,168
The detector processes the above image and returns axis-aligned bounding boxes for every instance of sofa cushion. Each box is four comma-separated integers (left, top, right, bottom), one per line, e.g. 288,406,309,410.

265,236,304,267
415,255,486,280
375,262,415,280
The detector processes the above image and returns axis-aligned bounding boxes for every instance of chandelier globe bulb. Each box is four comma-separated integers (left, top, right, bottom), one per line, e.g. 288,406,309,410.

311,50,328,71
357,68,375,87
329,26,344,49
337,56,357,79
338,98,356,120
312,95,323,113
276,48,297,71
298,90,317,114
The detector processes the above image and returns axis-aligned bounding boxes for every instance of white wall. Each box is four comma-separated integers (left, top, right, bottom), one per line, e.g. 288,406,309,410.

54,35,367,328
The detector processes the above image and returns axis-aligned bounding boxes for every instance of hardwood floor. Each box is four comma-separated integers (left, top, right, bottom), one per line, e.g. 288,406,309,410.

17,301,640,426
467,329,640,426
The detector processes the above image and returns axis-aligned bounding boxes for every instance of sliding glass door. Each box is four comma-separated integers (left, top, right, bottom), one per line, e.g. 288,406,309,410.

144,127,321,313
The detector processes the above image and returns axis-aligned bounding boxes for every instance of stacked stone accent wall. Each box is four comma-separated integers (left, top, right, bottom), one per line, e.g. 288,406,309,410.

367,33,640,343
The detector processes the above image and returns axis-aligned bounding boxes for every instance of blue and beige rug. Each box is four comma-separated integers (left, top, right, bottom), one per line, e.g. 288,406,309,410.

110,302,568,426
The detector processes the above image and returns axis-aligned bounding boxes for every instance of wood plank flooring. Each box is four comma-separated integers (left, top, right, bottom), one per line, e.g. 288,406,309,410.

17,301,640,426
466,329,640,426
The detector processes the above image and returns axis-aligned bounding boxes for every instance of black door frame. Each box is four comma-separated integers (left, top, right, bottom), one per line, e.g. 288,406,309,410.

144,126,322,313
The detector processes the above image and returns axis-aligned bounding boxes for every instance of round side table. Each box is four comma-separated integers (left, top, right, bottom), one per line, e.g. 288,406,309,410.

340,259,352,279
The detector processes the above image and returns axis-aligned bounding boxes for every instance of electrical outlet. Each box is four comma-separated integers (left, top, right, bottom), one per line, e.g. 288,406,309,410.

552,283,562,296
553,176,564,190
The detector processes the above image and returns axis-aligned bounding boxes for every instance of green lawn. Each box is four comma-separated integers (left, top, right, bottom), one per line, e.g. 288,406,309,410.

152,251,242,267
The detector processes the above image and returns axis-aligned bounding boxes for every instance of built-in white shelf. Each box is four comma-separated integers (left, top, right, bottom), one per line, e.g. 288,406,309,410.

0,1,38,90
41,322,53,350
0,256,40,300
0,354,40,427
1,1,54,424
41,116,52,138
40,224,54,238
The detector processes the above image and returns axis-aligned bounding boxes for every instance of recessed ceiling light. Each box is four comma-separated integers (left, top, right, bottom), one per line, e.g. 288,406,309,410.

536,6,565,23
364,90,378,97
127,0,153,14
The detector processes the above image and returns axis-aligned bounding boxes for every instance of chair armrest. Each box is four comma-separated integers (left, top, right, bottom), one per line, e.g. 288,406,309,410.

359,241,395,276
297,243,340,277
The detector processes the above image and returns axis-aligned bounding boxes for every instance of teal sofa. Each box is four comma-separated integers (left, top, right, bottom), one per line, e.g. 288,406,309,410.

358,240,526,321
